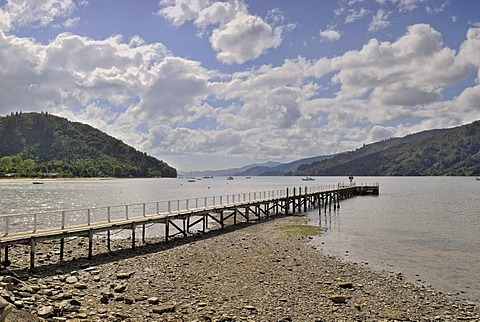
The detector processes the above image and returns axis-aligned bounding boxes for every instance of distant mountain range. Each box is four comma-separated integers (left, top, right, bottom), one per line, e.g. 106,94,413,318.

186,120,480,177
0,112,176,178
4,112,476,178
292,120,480,176
179,155,333,177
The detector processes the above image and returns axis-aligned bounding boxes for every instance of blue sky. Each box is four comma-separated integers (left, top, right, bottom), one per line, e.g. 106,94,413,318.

0,0,479,171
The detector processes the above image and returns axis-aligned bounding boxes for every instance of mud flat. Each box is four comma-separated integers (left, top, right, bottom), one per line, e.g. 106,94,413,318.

1,215,478,321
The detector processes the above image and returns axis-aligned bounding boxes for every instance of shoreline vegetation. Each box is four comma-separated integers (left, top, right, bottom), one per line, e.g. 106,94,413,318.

0,177,118,182
0,215,478,321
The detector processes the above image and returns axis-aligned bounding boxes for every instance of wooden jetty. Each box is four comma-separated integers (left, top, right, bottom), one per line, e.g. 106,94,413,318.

0,182,379,270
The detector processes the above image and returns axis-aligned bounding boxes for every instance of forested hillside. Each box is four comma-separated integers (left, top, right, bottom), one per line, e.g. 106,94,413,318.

0,112,176,178
292,121,480,176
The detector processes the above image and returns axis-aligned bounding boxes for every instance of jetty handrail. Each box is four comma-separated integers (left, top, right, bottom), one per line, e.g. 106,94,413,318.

0,183,350,237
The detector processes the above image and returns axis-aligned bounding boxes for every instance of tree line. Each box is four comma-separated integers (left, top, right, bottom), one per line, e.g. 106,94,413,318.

0,112,177,178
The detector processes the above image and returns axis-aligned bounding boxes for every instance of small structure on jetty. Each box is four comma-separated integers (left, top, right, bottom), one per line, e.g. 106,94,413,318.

0,182,379,270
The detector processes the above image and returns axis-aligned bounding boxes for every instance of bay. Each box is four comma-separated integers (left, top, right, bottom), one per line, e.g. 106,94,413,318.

0,176,478,303
310,176,480,303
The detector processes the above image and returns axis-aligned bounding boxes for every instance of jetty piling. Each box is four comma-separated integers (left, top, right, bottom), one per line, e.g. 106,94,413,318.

0,182,379,270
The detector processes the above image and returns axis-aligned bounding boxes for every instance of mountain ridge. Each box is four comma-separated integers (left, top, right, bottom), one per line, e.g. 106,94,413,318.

0,112,177,178
292,120,480,176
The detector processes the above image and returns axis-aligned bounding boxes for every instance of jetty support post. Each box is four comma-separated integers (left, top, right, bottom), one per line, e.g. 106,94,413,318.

88,229,93,259
107,231,111,252
292,188,296,215
165,219,170,243
324,194,328,213
329,193,332,212
286,188,289,214
131,222,136,250
60,238,65,262
304,186,308,212
3,246,8,267
29,239,36,271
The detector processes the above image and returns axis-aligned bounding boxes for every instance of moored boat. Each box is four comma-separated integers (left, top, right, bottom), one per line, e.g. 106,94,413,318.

302,176,315,181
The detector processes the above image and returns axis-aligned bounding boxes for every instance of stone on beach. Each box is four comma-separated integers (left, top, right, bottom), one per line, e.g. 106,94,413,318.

0,215,478,321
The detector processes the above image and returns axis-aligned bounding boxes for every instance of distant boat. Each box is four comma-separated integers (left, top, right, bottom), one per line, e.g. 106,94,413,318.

476,177,480,181
227,176,234,180
187,171,196,182
32,181,44,185
246,176,251,179
302,176,315,181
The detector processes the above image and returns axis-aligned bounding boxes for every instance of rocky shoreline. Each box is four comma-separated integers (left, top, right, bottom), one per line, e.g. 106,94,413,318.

0,215,478,321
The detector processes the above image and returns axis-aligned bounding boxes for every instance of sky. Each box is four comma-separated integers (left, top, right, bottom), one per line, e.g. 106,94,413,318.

0,0,479,171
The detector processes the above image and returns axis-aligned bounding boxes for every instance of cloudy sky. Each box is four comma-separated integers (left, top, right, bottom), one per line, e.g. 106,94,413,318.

1,0,479,171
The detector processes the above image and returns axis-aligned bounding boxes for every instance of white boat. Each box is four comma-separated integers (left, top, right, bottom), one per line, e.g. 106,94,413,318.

302,176,315,181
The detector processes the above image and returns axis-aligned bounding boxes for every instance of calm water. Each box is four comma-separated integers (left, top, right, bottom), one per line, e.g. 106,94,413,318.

0,176,478,302
309,176,480,303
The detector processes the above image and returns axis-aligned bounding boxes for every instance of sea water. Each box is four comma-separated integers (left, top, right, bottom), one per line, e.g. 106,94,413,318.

0,176,478,302
309,176,480,303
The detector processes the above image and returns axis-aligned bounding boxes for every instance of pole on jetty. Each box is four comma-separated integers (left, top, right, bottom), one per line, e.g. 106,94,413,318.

30,239,36,271
107,231,111,252
88,229,93,259
131,223,136,250
2,246,8,267
286,188,289,214
165,219,170,242
292,187,297,215
60,238,65,262
304,186,308,212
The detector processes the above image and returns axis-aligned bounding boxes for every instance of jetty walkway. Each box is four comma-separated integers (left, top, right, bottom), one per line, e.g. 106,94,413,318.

0,182,378,270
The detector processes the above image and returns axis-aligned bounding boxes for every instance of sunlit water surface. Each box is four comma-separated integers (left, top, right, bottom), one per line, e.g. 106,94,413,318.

0,176,478,302
308,176,479,303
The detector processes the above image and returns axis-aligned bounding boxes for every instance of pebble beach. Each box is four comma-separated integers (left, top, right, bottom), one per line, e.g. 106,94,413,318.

1,215,479,321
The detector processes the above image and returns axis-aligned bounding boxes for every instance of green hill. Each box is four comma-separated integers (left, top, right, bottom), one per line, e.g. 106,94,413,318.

292,120,480,176
0,112,176,178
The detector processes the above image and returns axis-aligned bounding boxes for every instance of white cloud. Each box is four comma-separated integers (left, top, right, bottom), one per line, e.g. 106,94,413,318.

319,28,341,41
426,1,450,14
62,17,80,28
195,1,244,28
395,0,426,12
210,13,282,64
376,0,425,12
367,125,396,142
369,9,391,32
156,0,209,26
345,8,370,23
0,0,77,31
330,24,471,122
157,0,284,65
127,56,211,123
458,27,480,74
